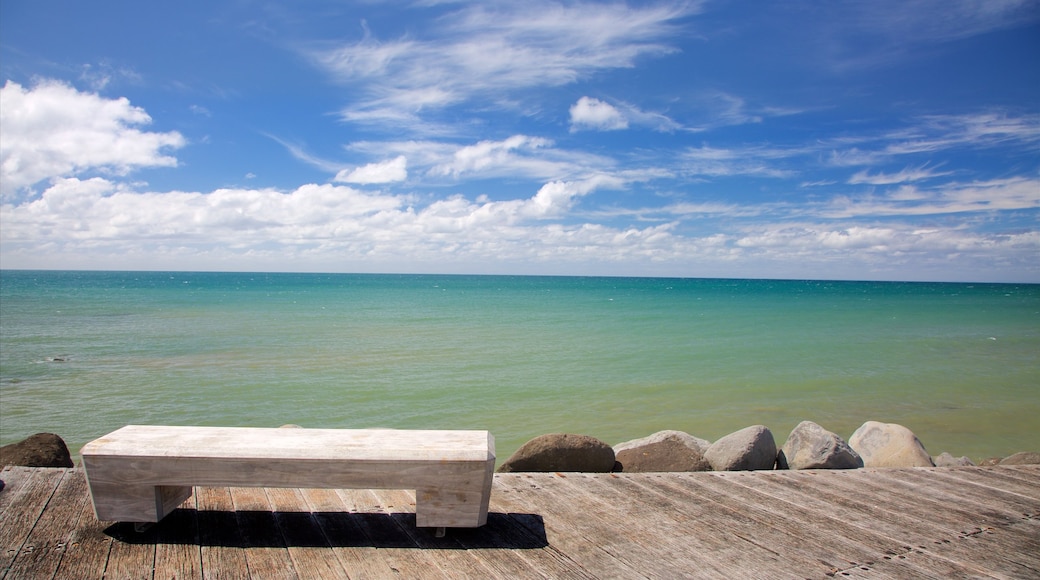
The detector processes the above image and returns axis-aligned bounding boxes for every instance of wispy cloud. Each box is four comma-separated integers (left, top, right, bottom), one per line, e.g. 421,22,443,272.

680,145,799,178
334,155,408,184
569,96,682,132
265,134,344,173
346,135,616,183
883,112,1040,154
428,135,555,178
308,1,698,132
847,164,953,185
806,0,1040,69
822,176,1040,218
823,111,1040,168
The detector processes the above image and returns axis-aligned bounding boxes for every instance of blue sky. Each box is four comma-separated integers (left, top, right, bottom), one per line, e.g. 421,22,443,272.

1,0,1038,282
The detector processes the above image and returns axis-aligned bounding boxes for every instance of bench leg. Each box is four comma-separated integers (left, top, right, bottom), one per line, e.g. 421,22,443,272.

87,480,193,523
414,465,493,529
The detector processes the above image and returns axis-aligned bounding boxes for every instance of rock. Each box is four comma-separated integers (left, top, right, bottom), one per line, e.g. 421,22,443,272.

0,433,74,468
933,452,976,467
704,425,777,471
279,424,302,428
999,451,1040,465
497,433,615,473
613,430,712,472
849,421,934,468
778,421,863,470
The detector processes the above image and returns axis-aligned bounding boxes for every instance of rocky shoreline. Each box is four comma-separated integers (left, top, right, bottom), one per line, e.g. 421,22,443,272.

496,420,1040,473
2,422,1038,475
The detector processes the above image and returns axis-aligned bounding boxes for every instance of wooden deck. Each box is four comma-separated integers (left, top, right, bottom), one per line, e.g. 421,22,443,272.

1,465,1038,579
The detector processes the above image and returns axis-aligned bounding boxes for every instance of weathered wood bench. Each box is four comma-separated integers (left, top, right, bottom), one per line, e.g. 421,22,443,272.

81,425,495,535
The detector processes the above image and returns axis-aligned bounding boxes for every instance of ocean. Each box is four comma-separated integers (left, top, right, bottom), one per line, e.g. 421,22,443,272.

1,270,1038,464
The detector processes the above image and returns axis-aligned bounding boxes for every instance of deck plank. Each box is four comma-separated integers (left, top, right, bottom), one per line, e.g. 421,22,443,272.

102,525,155,580
298,487,409,579
491,473,681,578
951,464,1040,490
229,486,298,579
153,494,203,580
196,486,250,580
362,488,519,579
2,465,1039,579
492,474,650,577
4,470,86,580
717,469,1035,579
634,472,868,576
578,473,801,578
334,488,447,579
265,487,350,580
50,480,114,580
1,468,67,578
477,476,601,579
0,466,35,510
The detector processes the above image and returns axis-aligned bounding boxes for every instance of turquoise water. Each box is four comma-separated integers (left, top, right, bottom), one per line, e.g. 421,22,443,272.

1,270,1038,464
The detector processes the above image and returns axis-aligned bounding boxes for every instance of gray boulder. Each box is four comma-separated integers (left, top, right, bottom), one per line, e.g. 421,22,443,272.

999,451,1040,465
849,421,934,468
933,452,976,467
704,425,777,471
498,433,615,473
778,421,863,470
0,433,74,468
613,430,711,472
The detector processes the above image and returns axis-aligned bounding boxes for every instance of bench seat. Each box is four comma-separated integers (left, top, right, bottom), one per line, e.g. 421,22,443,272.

81,425,495,530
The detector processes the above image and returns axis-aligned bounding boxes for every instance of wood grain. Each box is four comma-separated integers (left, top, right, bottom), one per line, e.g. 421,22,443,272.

2,465,1038,579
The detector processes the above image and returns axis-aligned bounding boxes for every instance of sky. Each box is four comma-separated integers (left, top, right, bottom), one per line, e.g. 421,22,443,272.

1,1,1038,282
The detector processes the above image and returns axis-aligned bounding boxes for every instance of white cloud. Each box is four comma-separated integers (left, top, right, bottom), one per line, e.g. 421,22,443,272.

0,80,186,194
569,97,628,132
822,176,1040,218
335,155,408,184
567,96,683,134
429,135,555,178
0,174,631,268
884,112,1040,155
3,173,1036,280
681,145,797,178
730,222,1040,279
826,112,1040,167
311,2,696,130
847,164,953,185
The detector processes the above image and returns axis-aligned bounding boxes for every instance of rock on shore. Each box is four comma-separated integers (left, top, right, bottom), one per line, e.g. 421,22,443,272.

704,425,777,471
849,421,935,468
999,451,1040,465
933,452,976,467
498,433,615,473
0,433,74,468
613,430,711,472
778,421,863,470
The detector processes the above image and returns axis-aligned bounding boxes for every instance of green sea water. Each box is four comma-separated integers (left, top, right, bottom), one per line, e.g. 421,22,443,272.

1,270,1038,464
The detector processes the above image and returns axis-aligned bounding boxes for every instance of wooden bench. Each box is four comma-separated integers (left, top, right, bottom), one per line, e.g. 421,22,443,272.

81,425,495,535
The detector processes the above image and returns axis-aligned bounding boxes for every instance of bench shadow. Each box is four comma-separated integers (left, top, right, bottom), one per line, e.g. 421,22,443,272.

105,509,548,550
